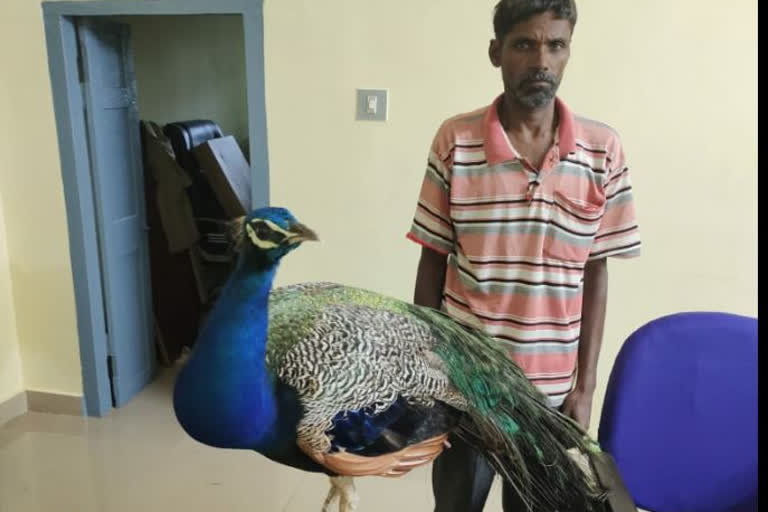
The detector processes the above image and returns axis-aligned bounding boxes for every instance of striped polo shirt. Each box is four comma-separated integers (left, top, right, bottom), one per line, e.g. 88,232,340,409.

408,94,641,407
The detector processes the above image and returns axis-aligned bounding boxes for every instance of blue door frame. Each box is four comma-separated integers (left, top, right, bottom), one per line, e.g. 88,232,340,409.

41,0,270,417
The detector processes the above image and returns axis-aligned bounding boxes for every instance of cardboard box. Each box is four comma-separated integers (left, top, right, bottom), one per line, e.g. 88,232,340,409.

141,121,200,253
193,136,252,218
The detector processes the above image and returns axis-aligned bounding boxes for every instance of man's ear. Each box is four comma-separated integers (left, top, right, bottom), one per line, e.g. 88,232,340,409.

489,39,502,68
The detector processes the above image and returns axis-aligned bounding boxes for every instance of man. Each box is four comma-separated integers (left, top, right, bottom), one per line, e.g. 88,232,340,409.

407,1,641,510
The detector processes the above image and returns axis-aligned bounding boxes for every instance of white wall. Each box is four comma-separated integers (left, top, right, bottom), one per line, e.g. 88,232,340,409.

119,15,249,150
0,0,756,433
263,0,758,432
0,0,83,396
0,192,23,404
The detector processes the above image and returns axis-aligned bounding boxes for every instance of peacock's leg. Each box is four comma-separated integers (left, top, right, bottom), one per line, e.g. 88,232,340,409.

336,476,358,512
321,477,339,512
320,476,358,512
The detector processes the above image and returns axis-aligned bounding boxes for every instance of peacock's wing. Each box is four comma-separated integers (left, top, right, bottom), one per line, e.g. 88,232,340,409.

266,282,464,457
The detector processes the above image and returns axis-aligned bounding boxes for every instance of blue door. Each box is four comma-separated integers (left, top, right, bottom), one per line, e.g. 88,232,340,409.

78,19,156,407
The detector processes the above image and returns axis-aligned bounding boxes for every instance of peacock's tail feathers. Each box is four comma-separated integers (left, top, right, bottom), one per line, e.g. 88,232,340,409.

405,305,606,512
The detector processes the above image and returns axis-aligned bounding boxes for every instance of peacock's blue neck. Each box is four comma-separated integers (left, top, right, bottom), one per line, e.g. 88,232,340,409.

173,257,279,450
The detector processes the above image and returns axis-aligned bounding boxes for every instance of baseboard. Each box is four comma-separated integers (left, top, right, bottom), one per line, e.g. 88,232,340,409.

0,392,28,426
26,390,83,416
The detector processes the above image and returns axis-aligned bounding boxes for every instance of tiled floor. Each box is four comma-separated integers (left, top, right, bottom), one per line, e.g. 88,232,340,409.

0,367,505,512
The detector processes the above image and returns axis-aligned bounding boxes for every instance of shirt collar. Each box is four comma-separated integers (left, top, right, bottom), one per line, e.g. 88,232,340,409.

483,94,577,166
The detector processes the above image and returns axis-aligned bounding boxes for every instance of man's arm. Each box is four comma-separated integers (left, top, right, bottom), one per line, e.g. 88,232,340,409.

562,258,608,430
413,246,448,310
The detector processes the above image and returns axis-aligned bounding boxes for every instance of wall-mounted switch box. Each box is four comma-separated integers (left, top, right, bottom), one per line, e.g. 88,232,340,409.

356,89,388,121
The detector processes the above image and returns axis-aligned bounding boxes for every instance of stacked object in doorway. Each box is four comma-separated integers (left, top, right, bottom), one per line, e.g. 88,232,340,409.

140,119,252,363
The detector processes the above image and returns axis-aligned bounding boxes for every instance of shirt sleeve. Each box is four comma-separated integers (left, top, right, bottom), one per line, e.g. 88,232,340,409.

407,124,455,255
588,133,642,260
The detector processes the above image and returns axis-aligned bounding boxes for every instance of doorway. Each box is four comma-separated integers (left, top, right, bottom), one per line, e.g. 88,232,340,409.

42,0,270,417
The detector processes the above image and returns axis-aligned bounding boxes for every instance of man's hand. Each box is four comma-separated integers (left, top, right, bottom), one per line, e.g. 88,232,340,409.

561,387,594,431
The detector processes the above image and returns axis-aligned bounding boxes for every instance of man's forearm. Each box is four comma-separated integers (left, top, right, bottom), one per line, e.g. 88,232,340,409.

413,247,448,309
576,258,608,392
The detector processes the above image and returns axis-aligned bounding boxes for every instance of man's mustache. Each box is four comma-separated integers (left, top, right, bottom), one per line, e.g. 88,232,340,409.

519,71,557,87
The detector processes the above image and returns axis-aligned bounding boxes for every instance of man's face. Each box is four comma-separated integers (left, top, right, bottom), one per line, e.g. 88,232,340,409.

490,11,573,110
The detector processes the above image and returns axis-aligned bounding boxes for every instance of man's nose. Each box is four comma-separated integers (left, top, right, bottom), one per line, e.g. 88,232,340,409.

529,44,552,72
531,45,550,72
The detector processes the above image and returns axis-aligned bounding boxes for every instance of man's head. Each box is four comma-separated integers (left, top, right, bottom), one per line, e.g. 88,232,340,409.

489,0,577,110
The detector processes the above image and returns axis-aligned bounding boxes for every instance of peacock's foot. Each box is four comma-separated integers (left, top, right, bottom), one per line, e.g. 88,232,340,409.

321,476,358,512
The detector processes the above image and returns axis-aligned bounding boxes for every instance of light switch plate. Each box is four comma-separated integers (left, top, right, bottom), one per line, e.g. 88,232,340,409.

356,89,388,121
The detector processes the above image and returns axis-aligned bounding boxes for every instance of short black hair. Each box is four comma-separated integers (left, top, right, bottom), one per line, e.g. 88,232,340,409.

493,0,578,41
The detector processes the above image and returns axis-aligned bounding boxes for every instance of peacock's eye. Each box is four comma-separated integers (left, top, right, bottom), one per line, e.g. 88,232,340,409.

255,223,271,239
250,220,286,245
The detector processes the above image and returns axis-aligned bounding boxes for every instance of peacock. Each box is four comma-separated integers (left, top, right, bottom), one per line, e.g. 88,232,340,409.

172,206,608,512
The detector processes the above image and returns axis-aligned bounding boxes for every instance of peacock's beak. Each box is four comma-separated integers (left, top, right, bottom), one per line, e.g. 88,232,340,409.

286,222,319,243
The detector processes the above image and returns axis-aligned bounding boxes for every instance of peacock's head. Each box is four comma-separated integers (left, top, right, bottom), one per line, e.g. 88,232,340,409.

232,207,318,265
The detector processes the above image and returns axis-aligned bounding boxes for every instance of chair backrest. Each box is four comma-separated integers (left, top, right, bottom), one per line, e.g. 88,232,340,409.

598,312,757,512
162,120,227,220
163,120,224,173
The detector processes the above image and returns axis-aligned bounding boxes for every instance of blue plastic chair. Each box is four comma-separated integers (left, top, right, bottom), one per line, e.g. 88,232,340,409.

598,312,757,512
